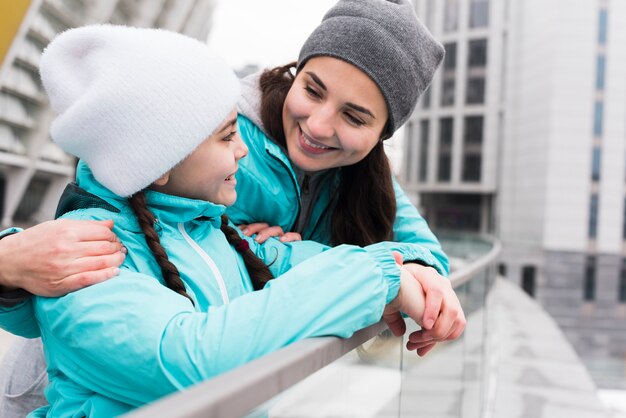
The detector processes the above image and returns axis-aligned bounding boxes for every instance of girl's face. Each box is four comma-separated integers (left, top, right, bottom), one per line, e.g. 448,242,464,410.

154,110,248,206
282,56,388,173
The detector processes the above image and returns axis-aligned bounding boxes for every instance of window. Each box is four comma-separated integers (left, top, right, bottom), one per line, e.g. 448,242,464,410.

438,118,453,182
404,122,415,182
462,116,483,182
522,266,536,297
468,39,488,68
596,55,606,91
594,101,604,137
469,0,489,28
444,0,459,33
617,259,626,303
623,197,626,240
584,257,596,301
589,194,599,239
421,85,431,109
441,43,457,107
591,147,601,182
498,263,507,277
419,120,430,181
466,77,486,104
598,9,608,45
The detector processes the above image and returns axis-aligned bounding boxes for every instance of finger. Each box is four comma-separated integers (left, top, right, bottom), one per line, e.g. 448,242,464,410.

279,232,302,242
407,330,434,344
391,251,403,265
75,240,125,257
72,221,119,242
69,252,126,276
383,312,406,337
406,340,435,352
417,343,437,357
421,286,443,330
58,267,121,295
242,223,270,236
254,226,285,243
237,224,249,232
420,308,456,341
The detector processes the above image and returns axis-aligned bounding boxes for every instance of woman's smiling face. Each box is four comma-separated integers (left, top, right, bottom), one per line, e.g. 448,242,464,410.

282,56,388,172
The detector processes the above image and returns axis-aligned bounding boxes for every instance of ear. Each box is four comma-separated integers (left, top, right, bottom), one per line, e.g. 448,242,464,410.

153,172,170,186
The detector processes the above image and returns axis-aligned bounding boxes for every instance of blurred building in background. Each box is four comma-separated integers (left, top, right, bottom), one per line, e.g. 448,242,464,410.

0,0,216,227
403,0,626,389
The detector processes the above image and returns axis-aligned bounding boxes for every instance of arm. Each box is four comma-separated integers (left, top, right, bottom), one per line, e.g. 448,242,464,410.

392,177,449,275
36,244,402,406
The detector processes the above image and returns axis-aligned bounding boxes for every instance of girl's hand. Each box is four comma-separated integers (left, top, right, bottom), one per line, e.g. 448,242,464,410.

403,263,466,356
238,223,302,243
0,219,125,297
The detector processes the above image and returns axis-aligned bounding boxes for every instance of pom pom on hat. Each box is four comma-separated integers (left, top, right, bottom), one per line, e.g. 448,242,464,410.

40,25,240,196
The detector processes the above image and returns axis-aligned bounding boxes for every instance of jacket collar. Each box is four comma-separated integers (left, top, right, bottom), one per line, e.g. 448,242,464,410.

75,160,226,227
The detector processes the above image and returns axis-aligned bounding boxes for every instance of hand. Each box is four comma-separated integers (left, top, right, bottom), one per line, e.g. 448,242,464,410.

382,252,426,338
0,219,126,297
238,223,302,243
403,263,466,356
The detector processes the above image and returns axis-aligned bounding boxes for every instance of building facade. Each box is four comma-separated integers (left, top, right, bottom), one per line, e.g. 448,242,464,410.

0,0,216,227
404,0,626,388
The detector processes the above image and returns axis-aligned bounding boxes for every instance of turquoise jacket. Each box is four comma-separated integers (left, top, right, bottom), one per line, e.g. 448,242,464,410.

6,162,405,417
227,114,449,275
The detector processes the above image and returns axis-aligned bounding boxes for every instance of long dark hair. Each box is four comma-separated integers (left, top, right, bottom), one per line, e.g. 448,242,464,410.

129,192,274,303
259,63,396,246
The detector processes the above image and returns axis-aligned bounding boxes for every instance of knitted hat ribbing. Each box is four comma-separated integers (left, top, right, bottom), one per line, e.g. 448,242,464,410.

298,0,444,134
40,25,240,197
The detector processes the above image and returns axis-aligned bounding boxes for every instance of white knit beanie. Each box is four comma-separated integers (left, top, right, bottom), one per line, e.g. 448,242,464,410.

40,25,240,197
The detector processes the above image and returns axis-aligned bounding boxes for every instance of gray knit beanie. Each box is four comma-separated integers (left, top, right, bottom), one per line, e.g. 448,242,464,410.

298,0,444,134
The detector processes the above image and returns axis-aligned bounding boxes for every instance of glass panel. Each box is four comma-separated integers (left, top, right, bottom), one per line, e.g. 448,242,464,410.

246,333,404,417
591,146,601,182
444,0,459,33
468,39,488,68
619,260,626,302
598,9,608,45
588,194,598,239
419,120,430,182
522,266,536,297
469,0,489,28
584,257,596,301
404,122,415,183
466,77,486,104
438,118,453,182
596,55,605,91
594,101,604,137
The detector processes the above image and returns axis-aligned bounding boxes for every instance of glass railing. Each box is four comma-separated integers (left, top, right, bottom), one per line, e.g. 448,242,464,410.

125,236,501,418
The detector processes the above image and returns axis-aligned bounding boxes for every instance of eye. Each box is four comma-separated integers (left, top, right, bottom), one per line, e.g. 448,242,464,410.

223,130,237,142
304,85,322,99
344,112,365,127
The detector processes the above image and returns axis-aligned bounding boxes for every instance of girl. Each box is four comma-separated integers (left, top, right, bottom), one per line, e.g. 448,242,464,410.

11,25,428,418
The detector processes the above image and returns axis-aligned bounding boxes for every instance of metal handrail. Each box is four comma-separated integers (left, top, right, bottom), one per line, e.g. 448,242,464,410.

126,237,501,418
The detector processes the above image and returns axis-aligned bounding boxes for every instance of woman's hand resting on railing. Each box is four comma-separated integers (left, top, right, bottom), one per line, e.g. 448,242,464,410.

383,252,466,356
0,219,126,296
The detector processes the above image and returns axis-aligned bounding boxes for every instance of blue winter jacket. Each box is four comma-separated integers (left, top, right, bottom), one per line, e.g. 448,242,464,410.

227,114,449,275
8,163,404,417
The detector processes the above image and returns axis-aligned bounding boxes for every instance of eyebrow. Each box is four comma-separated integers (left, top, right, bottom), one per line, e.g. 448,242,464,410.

306,71,376,119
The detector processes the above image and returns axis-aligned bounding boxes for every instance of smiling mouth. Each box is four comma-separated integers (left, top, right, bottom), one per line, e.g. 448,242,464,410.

299,126,338,154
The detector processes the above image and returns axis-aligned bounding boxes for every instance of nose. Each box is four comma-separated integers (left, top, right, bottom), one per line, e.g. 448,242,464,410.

306,104,335,139
234,132,248,160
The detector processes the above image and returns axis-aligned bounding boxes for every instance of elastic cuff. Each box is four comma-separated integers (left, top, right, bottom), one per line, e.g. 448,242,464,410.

364,244,401,304
0,227,22,239
376,241,447,277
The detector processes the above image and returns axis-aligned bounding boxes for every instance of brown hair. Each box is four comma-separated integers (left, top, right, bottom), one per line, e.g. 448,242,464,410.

129,193,274,304
259,63,396,246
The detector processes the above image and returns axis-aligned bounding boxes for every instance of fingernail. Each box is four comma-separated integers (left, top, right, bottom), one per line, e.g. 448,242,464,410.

424,319,434,329
121,246,128,254
242,228,249,235
112,267,120,276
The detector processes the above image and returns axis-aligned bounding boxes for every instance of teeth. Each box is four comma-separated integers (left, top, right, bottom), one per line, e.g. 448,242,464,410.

303,134,331,150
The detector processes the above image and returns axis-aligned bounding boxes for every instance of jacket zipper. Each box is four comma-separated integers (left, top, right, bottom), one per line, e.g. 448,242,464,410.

177,223,230,305
266,150,301,232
